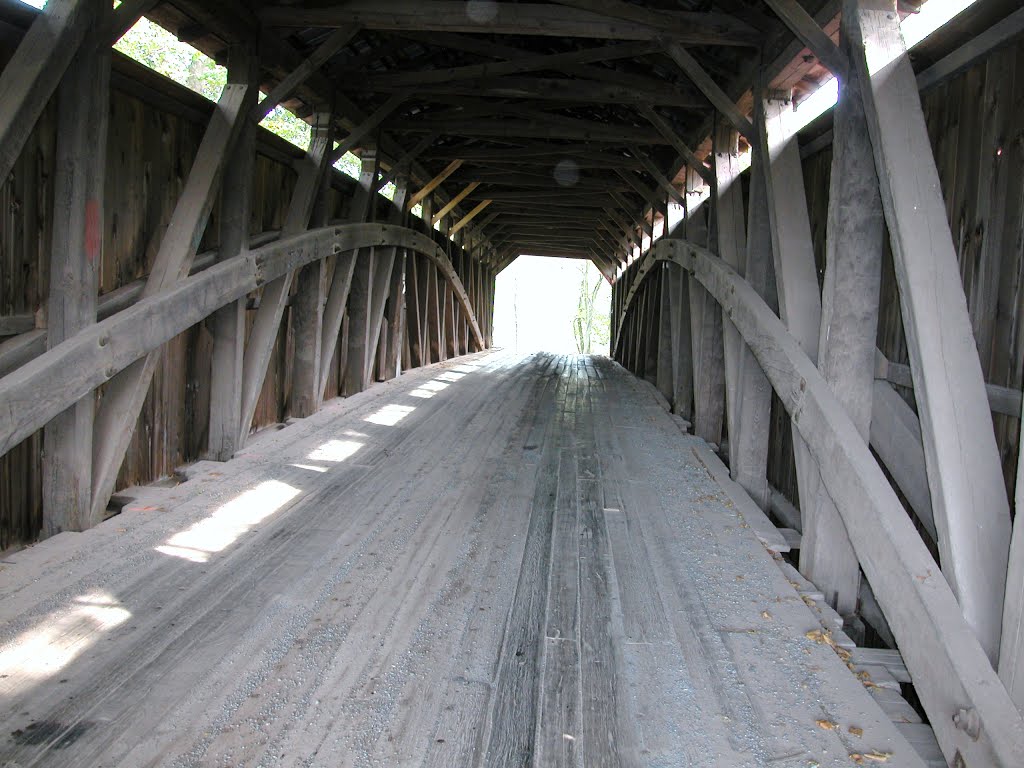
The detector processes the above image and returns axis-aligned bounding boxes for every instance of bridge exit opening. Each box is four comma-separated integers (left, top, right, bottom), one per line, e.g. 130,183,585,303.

493,255,611,355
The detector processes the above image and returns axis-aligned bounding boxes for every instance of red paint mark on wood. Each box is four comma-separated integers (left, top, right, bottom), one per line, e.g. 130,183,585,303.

85,199,101,263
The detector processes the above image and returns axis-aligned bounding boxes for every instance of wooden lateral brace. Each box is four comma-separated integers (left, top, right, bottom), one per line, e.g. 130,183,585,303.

0,316,35,337
0,232,280,380
89,83,249,522
629,147,686,207
408,159,463,210
431,182,480,225
0,224,483,458
208,46,259,461
645,238,1024,768
878,357,1023,418
327,90,411,164
0,0,94,183
450,199,492,234
659,39,754,140
850,0,1011,661
762,0,848,79
106,0,160,43
253,25,361,122
638,105,715,186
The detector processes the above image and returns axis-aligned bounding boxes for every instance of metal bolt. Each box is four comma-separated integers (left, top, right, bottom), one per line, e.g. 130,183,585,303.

952,708,980,741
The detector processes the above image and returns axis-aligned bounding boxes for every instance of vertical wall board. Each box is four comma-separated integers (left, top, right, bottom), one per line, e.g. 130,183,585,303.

0,88,54,548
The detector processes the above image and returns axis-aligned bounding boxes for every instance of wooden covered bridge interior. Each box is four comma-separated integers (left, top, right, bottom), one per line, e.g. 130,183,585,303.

1,0,1024,765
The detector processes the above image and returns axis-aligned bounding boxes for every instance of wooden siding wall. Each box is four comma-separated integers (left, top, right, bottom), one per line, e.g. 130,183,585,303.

0,54,470,549
767,33,1024,519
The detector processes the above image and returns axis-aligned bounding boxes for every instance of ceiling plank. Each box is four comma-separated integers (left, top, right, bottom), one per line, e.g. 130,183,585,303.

365,41,659,88
394,119,668,144
549,0,757,44
260,1,753,46
370,75,703,108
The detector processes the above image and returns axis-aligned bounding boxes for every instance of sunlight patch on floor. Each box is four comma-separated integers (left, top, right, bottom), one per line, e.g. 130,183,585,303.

308,439,363,463
364,404,416,426
436,371,466,382
155,480,301,563
0,592,131,684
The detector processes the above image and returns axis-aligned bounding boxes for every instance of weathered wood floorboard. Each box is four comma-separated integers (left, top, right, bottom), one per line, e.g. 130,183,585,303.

0,352,924,767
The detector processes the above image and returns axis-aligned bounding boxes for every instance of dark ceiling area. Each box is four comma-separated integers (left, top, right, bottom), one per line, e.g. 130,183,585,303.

137,1,871,268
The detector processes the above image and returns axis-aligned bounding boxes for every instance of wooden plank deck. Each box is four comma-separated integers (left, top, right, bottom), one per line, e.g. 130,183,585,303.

0,352,927,767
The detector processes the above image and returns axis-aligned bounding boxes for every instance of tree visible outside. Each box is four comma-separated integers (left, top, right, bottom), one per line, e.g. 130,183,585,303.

573,261,609,354
108,10,364,183
494,256,611,355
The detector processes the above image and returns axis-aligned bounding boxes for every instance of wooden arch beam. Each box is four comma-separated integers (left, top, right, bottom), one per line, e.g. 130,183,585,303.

612,239,1024,767
0,224,483,460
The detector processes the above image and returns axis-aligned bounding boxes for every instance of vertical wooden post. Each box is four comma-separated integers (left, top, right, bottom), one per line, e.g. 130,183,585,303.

732,99,777,510
289,107,335,418
713,121,773,508
849,0,1011,658
757,91,856,609
238,107,334,443
655,264,674,402
406,249,423,368
999,397,1024,709
341,149,383,395
440,218,456,361
485,265,495,348
686,196,725,446
41,0,110,535
383,248,405,378
643,274,659,380
426,259,442,364
667,262,692,420
800,13,885,616
207,44,258,461
319,148,379,399
419,253,432,361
